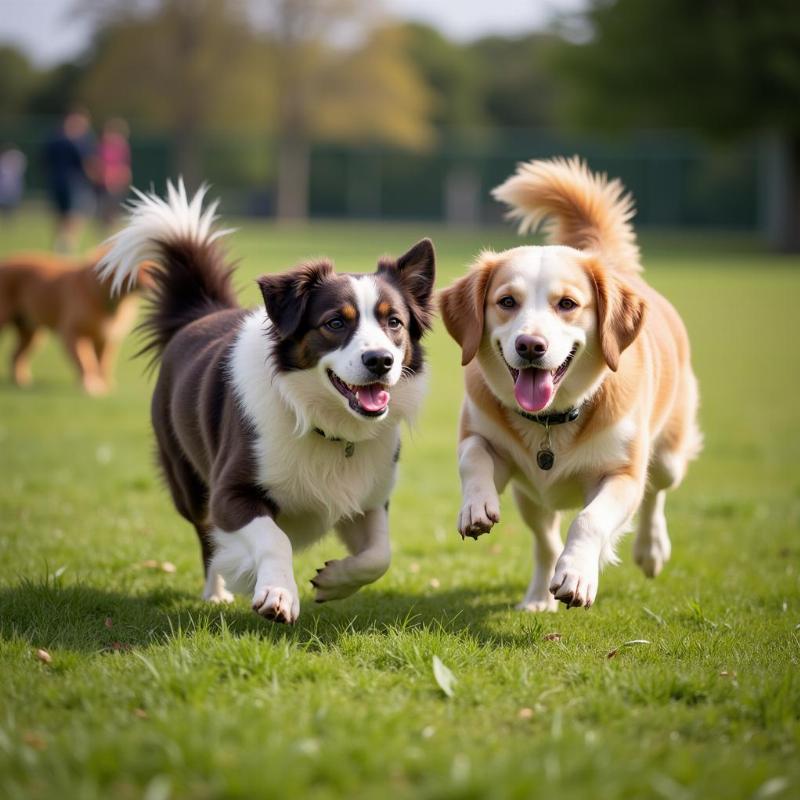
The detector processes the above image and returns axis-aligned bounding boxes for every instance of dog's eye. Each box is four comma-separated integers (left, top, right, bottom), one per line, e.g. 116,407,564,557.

325,317,345,331
387,316,403,330
557,298,577,311
498,296,516,309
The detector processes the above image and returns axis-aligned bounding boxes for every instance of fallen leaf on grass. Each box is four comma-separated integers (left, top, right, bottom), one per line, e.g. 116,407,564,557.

518,707,534,720
141,560,176,573
35,648,52,664
432,655,456,698
133,708,149,719
606,639,651,659
22,731,47,750
543,632,562,642
104,617,113,629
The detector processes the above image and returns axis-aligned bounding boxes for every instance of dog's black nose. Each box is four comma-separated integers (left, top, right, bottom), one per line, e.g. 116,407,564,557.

362,349,394,376
515,334,548,361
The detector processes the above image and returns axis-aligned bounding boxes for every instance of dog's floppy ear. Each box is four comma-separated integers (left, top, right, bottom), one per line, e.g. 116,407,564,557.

378,238,436,339
258,260,334,338
584,258,646,372
438,252,497,366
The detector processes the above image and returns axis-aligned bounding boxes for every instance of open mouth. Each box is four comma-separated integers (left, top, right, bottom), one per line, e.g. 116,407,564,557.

327,370,390,417
500,343,578,414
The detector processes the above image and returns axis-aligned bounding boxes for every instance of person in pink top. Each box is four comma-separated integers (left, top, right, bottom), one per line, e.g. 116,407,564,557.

96,118,132,227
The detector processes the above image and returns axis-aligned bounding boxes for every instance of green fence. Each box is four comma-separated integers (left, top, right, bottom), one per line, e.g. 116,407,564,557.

1,116,762,229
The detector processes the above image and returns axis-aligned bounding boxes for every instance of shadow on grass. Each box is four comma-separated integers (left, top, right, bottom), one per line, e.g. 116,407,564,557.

0,578,540,654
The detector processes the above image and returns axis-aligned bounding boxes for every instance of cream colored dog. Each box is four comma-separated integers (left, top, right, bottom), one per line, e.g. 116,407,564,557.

439,158,701,610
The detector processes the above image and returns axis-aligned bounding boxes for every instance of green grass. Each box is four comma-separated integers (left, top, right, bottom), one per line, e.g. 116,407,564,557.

1,211,798,800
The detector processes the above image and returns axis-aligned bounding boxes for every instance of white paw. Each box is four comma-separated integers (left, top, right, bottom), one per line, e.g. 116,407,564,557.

457,491,500,539
206,587,234,604
550,551,599,608
633,530,671,578
516,596,559,613
202,573,234,604
310,559,363,603
252,584,299,624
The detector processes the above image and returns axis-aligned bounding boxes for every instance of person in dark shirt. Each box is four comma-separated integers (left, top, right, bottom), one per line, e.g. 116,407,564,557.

43,109,97,253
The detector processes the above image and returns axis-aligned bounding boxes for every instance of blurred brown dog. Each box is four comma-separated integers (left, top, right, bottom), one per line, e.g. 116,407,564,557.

0,249,147,394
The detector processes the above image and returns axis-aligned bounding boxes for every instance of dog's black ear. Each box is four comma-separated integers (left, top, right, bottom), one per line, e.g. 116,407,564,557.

379,238,436,338
258,260,334,338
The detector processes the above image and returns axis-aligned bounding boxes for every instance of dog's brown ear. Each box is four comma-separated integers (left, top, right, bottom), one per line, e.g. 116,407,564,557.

438,252,497,366
585,258,646,372
258,260,334,338
379,238,436,339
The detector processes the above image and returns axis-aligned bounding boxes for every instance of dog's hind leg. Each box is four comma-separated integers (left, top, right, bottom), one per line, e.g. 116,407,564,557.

155,438,233,602
196,523,234,604
62,332,107,395
513,487,561,612
633,487,671,578
313,507,392,602
11,321,41,387
634,373,701,578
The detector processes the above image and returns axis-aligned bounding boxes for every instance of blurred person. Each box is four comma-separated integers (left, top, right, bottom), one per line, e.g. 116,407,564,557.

0,144,27,218
96,118,132,228
43,108,97,253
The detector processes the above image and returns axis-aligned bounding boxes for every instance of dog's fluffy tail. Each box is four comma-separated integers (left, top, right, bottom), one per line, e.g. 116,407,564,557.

492,156,641,273
97,180,238,359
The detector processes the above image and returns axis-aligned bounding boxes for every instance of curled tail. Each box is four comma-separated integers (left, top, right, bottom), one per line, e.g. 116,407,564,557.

97,180,238,359
492,156,642,273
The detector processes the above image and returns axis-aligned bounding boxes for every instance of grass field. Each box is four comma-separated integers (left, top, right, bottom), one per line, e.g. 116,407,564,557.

1,211,799,800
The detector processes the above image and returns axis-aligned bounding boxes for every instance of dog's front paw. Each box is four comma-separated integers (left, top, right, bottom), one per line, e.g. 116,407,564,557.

457,492,500,539
550,551,599,608
516,596,559,613
252,585,299,624
310,560,361,603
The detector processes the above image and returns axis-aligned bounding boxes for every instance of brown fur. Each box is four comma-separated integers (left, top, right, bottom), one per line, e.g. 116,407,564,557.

440,157,701,609
0,249,147,394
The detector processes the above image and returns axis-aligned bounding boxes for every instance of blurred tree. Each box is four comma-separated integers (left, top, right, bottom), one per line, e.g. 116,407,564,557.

0,46,42,116
400,23,484,129
554,0,800,250
78,0,272,186
471,33,560,129
74,0,432,218
262,0,433,219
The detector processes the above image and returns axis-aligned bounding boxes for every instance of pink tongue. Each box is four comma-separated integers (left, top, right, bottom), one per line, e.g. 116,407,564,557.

514,368,554,413
356,383,390,412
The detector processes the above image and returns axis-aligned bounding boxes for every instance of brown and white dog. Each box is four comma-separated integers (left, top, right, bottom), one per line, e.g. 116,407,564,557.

0,248,144,394
440,158,700,610
98,182,435,623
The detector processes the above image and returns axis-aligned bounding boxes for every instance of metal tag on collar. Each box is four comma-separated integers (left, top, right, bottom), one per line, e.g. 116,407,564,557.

537,420,555,471
344,441,355,458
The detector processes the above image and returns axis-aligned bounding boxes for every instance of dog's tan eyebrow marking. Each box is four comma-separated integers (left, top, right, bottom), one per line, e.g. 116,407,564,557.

341,304,357,320
377,301,391,317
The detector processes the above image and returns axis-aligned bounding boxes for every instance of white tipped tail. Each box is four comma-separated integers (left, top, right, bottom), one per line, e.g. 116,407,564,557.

97,179,231,295
492,156,642,272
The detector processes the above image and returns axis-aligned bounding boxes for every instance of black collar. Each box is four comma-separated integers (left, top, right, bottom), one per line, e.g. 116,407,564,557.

515,406,581,427
313,427,355,457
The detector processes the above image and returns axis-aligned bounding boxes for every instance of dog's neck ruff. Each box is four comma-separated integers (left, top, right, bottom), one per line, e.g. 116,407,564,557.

313,427,355,458
515,406,581,427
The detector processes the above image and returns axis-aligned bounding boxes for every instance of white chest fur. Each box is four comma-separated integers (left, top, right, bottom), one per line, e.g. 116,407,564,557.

468,397,637,510
230,311,402,547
